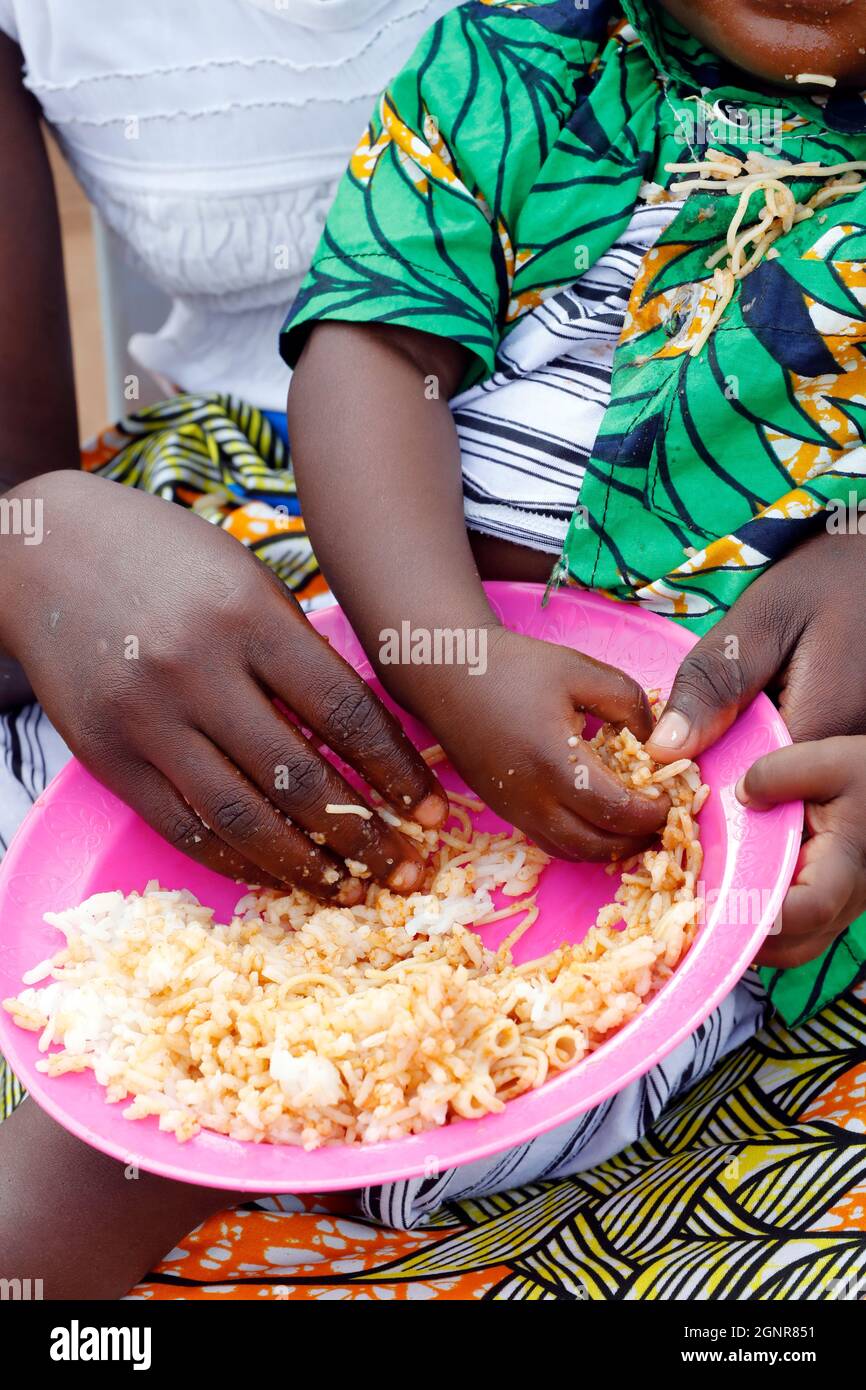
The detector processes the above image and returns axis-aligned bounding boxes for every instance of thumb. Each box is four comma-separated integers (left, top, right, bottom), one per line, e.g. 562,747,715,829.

645,592,792,763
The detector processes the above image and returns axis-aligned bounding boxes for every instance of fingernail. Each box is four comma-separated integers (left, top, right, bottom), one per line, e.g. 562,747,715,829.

413,793,448,828
389,859,423,891
735,776,752,807
649,710,690,751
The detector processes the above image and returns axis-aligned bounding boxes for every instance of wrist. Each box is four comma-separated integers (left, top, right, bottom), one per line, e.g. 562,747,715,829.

374,615,505,732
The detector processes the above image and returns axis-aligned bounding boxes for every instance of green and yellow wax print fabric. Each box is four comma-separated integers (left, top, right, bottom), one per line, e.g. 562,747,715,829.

82,394,326,603
280,0,866,1026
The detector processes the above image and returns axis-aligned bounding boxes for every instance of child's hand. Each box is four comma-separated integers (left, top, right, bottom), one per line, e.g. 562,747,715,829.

644,526,866,966
645,527,866,759
0,472,448,902
412,626,669,861
736,738,866,969
290,324,672,861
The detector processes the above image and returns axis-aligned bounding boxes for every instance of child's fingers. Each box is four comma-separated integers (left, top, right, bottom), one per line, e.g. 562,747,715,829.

644,581,792,763
564,738,670,837
737,738,850,810
756,834,858,969
782,837,858,937
744,742,866,968
527,800,658,864
252,600,448,829
562,650,655,742
202,681,426,891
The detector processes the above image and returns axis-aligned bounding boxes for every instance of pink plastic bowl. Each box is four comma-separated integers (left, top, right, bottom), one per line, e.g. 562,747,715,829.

0,583,803,1191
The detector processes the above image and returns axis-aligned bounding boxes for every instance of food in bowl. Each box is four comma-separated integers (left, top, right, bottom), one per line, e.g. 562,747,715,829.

4,716,708,1149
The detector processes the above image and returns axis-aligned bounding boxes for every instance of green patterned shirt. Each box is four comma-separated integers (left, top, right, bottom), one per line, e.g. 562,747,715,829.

282,0,866,1026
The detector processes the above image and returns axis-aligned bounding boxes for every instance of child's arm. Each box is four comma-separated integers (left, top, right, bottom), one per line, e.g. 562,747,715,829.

290,321,493,707
0,1097,236,1299
290,320,669,863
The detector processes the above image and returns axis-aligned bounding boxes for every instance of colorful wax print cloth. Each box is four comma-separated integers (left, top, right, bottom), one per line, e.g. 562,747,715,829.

133,975,866,1301
280,0,866,630
82,392,328,606
280,0,866,1022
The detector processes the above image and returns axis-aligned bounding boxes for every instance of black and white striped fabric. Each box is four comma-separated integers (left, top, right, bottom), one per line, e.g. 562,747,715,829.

0,706,71,1116
455,200,682,553
0,704,70,856
357,972,767,1230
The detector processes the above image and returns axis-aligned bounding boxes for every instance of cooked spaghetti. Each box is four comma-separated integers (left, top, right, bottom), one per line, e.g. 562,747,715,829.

4,718,707,1149
664,149,866,354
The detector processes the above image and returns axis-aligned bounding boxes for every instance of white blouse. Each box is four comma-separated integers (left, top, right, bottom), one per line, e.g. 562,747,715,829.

0,0,456,410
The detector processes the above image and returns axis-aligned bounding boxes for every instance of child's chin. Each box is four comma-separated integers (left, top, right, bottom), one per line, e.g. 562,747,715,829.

660,0,866,93
720,30,866,94
740,53,866,96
